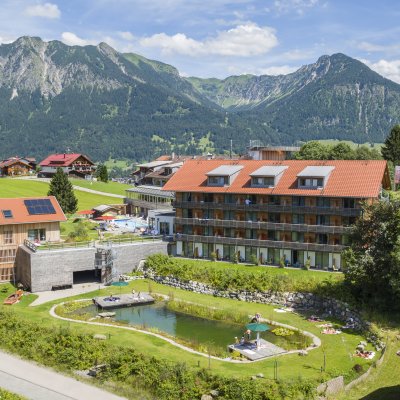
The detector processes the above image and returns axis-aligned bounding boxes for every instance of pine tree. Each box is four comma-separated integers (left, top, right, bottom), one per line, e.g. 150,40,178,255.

96,164,108,183
382,124,400,167
47,168,78,214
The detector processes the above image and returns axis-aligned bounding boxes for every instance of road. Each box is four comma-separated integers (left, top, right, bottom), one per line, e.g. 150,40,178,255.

0,350,127,400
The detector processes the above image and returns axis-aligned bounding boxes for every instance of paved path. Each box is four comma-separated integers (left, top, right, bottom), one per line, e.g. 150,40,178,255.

0,350,127,400
30,283,106,306
70,185,125,199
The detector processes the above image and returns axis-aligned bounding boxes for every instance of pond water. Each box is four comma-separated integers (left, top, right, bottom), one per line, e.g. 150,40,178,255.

75,302,306,355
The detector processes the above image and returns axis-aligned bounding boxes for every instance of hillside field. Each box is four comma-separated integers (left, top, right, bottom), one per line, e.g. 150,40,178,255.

0,179,123,211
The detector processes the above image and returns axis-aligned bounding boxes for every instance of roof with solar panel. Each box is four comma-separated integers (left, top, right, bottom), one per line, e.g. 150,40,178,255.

0,196,66,225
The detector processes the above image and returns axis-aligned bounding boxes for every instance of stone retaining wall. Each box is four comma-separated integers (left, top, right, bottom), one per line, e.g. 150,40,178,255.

143,272,365,329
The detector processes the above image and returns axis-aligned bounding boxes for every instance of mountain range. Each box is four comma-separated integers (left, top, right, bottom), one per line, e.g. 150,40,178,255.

0,36,398,161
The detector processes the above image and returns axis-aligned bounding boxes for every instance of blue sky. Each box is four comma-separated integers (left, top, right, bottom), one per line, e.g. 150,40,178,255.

1,0,400,81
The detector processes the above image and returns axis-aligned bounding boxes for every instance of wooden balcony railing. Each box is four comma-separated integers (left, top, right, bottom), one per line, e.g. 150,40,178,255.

174,234,346,253
174,217,351,234
173,201,362,217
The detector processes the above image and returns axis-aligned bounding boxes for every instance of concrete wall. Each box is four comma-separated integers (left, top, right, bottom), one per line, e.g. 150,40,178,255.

16,241,168,292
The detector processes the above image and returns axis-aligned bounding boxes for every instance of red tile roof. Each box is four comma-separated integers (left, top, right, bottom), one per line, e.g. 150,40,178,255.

0,197,67,225
163,159,390,198
39,153,94,167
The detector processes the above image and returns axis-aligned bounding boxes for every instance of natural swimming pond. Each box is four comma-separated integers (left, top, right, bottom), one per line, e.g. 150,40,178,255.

69,301,309,355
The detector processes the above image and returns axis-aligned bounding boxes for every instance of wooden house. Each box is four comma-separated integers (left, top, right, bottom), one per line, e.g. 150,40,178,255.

39,153,96,178
0,157,36,176
0,197,66,281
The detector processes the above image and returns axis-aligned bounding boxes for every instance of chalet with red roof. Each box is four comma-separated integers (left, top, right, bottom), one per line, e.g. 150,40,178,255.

39,153,95,178
0,196,66,282
163,159,391,270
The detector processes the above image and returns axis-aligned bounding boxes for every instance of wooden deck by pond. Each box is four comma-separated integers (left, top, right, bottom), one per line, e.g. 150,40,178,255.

228,339,287,361
93,293,154,309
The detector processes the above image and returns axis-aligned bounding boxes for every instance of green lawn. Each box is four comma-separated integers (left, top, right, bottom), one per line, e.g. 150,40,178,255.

339,330,400,400
69,179,132,196
0,178,123,211
317,139,383,150
178,258,343,283
104,158,134,171
0,280,372,384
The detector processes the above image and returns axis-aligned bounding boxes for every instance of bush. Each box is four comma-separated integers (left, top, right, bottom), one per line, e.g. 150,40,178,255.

353,364,363,373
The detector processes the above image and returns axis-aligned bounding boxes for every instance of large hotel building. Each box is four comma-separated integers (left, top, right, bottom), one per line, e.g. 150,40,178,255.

163,159,390,270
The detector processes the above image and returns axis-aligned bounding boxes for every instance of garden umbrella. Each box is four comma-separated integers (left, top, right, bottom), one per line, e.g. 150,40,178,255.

245,322,270,349
111,280,128,294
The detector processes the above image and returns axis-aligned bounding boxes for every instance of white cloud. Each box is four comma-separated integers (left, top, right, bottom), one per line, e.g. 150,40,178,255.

363,59,400,84
25,2,60,19
139,23,278,57
61,32,94,46
274,0,319,15
118,31,135,41
259,65,298,75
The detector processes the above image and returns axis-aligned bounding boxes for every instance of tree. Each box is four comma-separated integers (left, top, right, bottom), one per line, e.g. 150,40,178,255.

47,168,78,214
381,124,400,167
329,143,354,160
96,164,109,183
342,200,400,310
293,141,329,160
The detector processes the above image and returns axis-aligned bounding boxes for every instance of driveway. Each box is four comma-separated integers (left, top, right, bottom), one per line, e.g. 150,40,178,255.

0,350,127,400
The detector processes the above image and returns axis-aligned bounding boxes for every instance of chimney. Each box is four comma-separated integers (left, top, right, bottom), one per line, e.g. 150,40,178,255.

172,152,175,160
63,153,65,158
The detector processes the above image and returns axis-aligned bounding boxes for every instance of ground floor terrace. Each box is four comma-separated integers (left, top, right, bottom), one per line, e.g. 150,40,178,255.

176,239,342,270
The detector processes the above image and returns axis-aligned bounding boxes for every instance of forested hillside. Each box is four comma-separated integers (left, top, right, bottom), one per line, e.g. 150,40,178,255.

0,37,398,162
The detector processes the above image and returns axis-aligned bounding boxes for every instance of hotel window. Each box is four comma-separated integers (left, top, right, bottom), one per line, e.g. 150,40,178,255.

292,196,305,206
343,198,356,208
292,214,305,224
316,197,331,208
4,230,13,244
208,176,228,186
316,215,330,225
299,178,323,188
251,176,275,187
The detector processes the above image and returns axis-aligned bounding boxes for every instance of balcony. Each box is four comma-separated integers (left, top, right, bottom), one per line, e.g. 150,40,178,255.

174,233,346,253
174,217,350,234
173,201,362,217
125,199,173,210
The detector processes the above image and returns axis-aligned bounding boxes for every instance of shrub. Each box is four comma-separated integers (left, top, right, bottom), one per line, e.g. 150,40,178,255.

353,364,363,373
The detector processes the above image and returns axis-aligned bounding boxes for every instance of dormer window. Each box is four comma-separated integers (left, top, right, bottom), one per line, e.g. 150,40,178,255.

250,166,288,188
297,166,334,189
206,165,243,187
299,178,323,188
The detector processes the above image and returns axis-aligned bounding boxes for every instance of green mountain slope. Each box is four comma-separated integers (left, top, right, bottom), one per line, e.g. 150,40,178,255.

189,54,400,143
0,37,399,161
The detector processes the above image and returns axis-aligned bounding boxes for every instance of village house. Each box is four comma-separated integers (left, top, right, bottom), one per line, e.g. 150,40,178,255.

39,153,96,178
0,197,66,282
0,156,37,176
163,159,391,270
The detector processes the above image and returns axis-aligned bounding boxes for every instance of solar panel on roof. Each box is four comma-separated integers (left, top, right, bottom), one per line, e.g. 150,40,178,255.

24,199,56,215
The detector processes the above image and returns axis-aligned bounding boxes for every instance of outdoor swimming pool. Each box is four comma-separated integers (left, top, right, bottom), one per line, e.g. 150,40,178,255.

113,218,148,231
74,302,307,355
